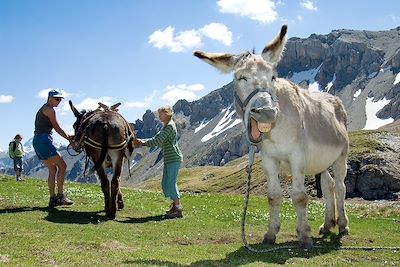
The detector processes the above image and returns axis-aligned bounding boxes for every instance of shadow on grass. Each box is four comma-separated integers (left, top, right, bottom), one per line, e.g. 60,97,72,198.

0,206,48,214
118,214,167,224
0,206,172,225
44,208,107,224
0,206,107,224
123,235,343,266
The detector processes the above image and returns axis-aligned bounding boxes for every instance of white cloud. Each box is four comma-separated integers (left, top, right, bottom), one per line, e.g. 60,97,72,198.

162,89,197,105
162,83,204,104
37,88,69,99
149,23,232,53
217,0,277,23
124,91,158,110
124,101,151,109
62,97,113,113
148,26,175,49
174,30,202,51
148,26,201,53
186,83,205,91
297,15,303,21
167,83,205,92
200,23,232,46
0,94,13,103
300,0,318,11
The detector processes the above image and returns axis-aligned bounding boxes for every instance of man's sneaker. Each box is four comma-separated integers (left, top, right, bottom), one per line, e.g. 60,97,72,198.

48,196,61,208
57,193,74,206
165,206,183,219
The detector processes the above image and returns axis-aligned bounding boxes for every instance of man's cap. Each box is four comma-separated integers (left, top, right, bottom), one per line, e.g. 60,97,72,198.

48,89,64,98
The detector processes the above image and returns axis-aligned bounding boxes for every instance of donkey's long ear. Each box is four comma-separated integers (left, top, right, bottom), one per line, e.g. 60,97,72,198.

69,100,81,118
261,25,288,65
193,51,240,73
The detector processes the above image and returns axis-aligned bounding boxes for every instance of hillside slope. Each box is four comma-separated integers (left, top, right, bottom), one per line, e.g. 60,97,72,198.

136,129,400,200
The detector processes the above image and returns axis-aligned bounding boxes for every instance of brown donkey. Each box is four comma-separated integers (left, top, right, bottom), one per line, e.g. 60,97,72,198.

69,101,135,219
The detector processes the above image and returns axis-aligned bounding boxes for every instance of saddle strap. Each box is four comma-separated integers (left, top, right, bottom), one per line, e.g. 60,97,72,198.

83,132,135,151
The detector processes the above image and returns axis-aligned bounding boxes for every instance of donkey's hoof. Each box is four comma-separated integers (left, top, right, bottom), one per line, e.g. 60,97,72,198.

107,214,116,220
117,201,124,210
319,226,331,236
262,235,276,246
339,226,349,236
299,241,313,250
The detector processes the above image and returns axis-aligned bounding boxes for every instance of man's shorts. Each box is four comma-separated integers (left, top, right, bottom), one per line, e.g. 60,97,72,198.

13,157,23,171
33,134,59,160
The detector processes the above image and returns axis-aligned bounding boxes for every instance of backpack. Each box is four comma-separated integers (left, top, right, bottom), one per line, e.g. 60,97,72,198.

8,141,16,159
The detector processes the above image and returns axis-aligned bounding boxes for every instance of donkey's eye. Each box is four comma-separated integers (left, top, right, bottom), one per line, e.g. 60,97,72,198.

238,76,247,82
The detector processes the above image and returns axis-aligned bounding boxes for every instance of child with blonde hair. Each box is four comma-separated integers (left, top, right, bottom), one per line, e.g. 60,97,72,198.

135,106,183,219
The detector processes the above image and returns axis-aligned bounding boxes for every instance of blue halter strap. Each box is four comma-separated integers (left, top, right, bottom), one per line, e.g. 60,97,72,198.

234,88,270,110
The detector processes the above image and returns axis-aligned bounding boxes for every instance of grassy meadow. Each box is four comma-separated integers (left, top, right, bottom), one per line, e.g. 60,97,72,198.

0,174,399,266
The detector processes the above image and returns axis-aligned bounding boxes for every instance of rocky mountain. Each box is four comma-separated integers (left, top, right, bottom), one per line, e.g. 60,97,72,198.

1,27,399,200
128,27,400,181
278,27,400,130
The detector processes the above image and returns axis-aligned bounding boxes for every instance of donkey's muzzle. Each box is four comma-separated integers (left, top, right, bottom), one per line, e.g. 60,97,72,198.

250,106,278,123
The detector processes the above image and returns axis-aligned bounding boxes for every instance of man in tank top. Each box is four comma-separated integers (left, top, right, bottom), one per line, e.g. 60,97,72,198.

33,89,74,208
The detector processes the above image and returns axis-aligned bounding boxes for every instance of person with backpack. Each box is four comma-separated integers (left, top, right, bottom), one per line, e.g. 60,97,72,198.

9,134,25,181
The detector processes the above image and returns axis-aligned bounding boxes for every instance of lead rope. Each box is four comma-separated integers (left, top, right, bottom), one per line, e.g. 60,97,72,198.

241,146,400,253
241,145,296,252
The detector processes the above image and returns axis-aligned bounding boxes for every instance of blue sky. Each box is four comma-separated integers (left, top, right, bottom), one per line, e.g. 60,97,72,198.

0,0,399,151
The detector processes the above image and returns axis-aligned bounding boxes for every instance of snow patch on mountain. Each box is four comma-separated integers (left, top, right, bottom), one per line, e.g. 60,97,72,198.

353,89,362,100
194,120,210,133
363,97,394,130
394,72,400,85
201,108,241,142
326,74,336,92
289,64,322,92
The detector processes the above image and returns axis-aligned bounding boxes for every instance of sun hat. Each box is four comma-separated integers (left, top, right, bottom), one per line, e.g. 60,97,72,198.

48,89,64,98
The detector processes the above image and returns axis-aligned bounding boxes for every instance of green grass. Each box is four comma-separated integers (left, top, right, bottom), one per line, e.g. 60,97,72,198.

0,175,399,266
348,130,394,161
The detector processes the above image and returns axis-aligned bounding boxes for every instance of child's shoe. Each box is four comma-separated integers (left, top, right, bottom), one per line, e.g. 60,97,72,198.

165,206,183,219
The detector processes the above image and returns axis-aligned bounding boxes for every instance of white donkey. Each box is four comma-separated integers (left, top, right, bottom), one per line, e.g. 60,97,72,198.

194,25,349,248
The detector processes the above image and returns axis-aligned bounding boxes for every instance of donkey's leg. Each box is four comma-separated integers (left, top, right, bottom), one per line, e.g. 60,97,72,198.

290,158,312,248
108,150,124,211
261,157,282,245
117,190,124,210
332,152,349,236
319,170,337,235
97,167,110,216
109,158,123,219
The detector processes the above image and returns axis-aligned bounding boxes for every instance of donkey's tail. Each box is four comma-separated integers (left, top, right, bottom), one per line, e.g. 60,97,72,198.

93,124,109,170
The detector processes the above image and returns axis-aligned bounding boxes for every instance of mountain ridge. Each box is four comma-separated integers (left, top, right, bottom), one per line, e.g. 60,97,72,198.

1,27,399,200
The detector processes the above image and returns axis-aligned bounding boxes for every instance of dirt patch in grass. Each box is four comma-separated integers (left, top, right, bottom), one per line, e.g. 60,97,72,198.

0,255,10,263
100,240,136,253
175,236,240,246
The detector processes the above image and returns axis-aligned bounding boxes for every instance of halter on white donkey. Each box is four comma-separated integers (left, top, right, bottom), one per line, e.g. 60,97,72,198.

194,25,349,248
